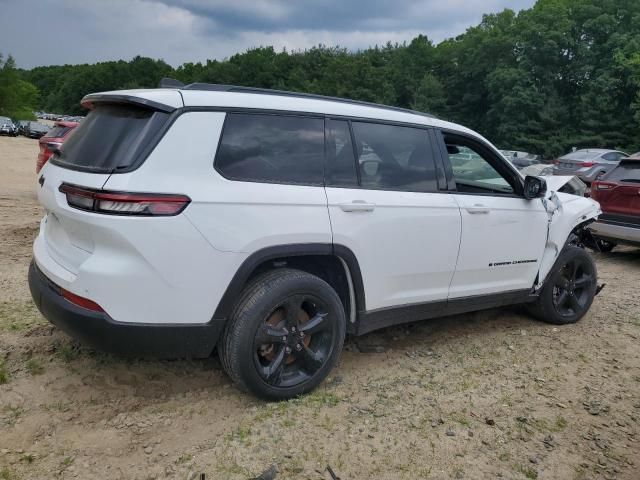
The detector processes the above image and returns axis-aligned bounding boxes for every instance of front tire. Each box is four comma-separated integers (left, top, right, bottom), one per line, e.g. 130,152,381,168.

219,268,346,400
528,246,598,325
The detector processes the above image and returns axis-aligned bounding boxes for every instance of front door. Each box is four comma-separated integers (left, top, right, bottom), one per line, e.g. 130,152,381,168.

439,132,549,299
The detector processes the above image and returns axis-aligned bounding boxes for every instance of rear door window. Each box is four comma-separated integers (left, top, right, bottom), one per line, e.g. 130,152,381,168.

215,113,325,185
52,104,169,173
351,122,438,192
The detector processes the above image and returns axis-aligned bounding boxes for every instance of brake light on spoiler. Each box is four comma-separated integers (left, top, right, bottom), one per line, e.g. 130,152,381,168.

59,183,191,216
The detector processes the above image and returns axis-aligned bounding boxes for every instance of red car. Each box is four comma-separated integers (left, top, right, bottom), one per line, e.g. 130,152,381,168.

589,155,640,251
36,121,79,173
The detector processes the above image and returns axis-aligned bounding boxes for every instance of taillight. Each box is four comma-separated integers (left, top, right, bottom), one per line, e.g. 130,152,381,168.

59,183,190,216
577,161,595,167
61,288,104,312
553,159,560,165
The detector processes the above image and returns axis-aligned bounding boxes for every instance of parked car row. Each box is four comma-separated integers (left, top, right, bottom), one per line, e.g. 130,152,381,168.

36,112,85,123
0,116,18,136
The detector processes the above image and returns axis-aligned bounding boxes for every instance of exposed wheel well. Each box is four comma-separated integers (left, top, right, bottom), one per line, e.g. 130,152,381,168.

246,255,354,326
212,244,364,335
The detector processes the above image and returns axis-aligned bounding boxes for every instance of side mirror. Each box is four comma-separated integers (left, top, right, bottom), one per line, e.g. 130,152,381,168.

523,175,547,199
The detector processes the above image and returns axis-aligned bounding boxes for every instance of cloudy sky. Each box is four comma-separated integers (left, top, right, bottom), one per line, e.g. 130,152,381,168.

1,0,535,69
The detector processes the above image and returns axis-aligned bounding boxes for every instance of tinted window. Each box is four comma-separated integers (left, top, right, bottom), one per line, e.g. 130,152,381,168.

326,120,357,187
52,104,169,173
45,126,71,138
216,113,324,185
604,162,640,183
602,152,618,161
351,122,437,192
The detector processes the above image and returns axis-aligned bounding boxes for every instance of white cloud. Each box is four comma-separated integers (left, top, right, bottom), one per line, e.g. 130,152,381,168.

0,0,535,68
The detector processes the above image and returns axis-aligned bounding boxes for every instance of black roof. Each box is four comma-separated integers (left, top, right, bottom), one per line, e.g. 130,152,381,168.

158,78,436,119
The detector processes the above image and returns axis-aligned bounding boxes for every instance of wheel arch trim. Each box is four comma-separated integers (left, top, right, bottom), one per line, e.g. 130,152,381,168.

212,243,366,322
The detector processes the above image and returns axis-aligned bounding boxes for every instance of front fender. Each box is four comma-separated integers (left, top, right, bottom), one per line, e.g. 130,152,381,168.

535,192,601,289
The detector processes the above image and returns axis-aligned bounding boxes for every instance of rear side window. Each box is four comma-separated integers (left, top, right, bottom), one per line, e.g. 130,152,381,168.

52,104,169,173
351,122,438,192
45,126,71,138
216,113,324,185
604,162,640,183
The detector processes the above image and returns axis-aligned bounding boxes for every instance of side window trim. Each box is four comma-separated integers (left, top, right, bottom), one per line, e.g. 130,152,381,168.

432,129,457,191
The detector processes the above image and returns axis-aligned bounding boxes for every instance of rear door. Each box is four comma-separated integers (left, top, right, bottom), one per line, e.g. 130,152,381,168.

324,119,461,311
436,130,549,298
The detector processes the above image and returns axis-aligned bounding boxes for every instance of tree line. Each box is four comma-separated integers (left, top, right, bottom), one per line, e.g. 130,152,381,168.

6,0,640,157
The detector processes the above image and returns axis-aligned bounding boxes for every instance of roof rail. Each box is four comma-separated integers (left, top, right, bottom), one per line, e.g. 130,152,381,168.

178,82,436,119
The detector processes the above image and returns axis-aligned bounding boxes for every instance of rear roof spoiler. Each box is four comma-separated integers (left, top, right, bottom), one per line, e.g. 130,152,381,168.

81,93,177,113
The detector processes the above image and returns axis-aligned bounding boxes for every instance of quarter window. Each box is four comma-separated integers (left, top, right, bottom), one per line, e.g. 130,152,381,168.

351,122,438,192
216,113,325,185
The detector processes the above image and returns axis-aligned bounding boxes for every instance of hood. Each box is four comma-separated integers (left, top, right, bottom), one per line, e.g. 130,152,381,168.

544,175,576,192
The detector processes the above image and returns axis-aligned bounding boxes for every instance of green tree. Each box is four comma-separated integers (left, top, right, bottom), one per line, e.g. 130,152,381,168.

0,54,39,119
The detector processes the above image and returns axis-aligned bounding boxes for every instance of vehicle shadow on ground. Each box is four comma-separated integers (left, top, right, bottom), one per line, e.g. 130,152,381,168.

36,304,538,402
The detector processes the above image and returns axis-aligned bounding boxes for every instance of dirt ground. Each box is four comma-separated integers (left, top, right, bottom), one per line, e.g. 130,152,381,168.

0,135,638,480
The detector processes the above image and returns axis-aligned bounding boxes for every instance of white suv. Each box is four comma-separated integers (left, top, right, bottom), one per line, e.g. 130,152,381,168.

29,82,601,400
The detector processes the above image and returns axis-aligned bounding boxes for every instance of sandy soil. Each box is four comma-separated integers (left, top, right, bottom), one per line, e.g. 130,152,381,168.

0,135,639,480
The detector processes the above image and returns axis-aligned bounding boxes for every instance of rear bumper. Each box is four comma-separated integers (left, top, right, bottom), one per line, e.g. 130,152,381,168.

589,221,640,246
28,261,223,358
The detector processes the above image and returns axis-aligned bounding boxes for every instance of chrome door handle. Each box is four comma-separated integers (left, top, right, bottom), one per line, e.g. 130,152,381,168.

339,201,376,212
466,204,490,214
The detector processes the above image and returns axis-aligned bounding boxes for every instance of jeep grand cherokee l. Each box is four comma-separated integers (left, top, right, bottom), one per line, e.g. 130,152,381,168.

29,82,601,400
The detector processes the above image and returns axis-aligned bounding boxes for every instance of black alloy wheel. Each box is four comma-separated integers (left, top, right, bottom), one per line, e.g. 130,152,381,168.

551,256,596,318
254,294,335,388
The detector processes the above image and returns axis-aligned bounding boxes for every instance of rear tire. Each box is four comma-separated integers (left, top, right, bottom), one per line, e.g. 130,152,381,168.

218,268,346,400
528,246,597,325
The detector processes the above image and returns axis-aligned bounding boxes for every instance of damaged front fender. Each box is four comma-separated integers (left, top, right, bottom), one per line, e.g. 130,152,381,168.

535,188,601,290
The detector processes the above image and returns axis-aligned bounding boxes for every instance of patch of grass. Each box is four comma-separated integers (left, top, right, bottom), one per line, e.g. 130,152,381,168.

498,452,511,462
3,405,24,426
517,464,538,479
298,389,341,407
176,453,193,465
0,467,14,480
0,359,8,384
55,342,80,363
20,453,35,464
62,457,74,467
25,359,44,375
226,425,252,444
450,413,470,427
0,301,43,332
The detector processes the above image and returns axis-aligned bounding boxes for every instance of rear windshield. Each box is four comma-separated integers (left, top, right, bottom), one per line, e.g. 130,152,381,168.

560,151,599,161
51,104,169,173
604,162,640,183
45,126,71,138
